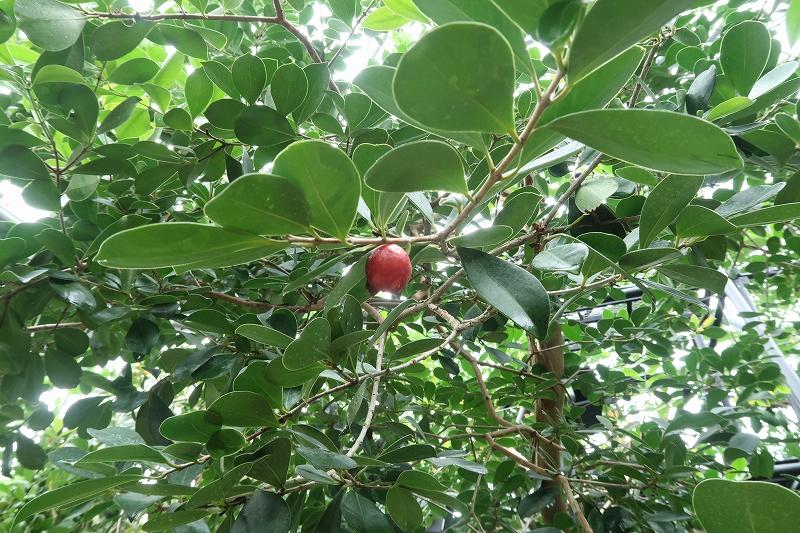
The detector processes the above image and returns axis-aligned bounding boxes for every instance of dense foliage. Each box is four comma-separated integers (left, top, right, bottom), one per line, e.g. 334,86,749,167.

1,0,800,531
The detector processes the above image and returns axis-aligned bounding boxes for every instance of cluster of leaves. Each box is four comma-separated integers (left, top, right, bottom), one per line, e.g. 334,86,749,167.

1,0,800,531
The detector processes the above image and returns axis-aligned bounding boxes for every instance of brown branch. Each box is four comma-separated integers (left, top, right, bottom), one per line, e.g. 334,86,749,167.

557,476,594,533
207,290,324,311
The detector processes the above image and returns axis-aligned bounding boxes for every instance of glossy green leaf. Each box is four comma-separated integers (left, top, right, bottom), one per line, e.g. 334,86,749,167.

13,475,141,527
143,510,210,532
204,173,310,236
232,54,267,105
186,463,251,509
575,178,618,213
15,0,84,51
729,203,800,227
272,140,360,241
235,324,294,349
548,110,742,175
676,206,737,239
234,105,295,146
365,140,467,195
207,391,277,428
94,21,154,61
657,265,727,293
232,490,291,533
386,487,423,531
78,445,167,464
721,21,771,95
108,58,159,85
159,411,222,443
568,0,695,82
283,317,331,370
342,491,394,533
639,175,704,247
693,479,800,533
96,223,287,270
393,22,515,134
459,246,550,338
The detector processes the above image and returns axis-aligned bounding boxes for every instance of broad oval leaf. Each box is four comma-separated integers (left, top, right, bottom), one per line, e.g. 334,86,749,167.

720,21,772,96
365,140,467,195
393,22,515,134
272,140,361,242
204,173,310,236
207,391,277,428
15,0,85,52
458,246,550,338
96,223,287,269
693,479,800,533
547,110,743,175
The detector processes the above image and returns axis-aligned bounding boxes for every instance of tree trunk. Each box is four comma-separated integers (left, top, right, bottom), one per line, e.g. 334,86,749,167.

533,324,567,523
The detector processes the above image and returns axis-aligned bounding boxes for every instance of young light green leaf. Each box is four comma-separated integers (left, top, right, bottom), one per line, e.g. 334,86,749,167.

693,479,800,533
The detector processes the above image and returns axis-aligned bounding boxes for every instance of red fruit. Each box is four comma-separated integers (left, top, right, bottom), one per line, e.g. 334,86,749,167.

365,244,412,295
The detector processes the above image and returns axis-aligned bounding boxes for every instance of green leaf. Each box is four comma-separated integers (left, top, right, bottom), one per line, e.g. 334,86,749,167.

32,64,85,86
94,21,155,61
639,175,703,247
353,65,484,149
108,58,160,85
365,140,467,195
705,96,754,122
458,247,550,338
283,317,331,370
0,237,26,270
0,145,50,181
298,446,358,470
208,391,277,427
619,248,681,271
204,173,310,236
341,491,394,533
13,475,141,527
143,510,210,532
393,22,515,134
203,60,241,99
206,428,247,459
449,226,513,248
720,21,772,96
385,0,429,23
363,6,410,31
413,0,531,75
749,62,799,99
693,479,800,533
186,69,214,117
789,0,800,46
15,435,47,470
575,178,618,213
675,206,737,239
65,174,100,201
35,228,75,266
187,463,251,509
568,0,695,82
235,324,294,349
775,111,800,144
548,110,742,175
270,62,308,116
231,490,291,533
234,105,295,146
272,140,361,241
98,97,140,134
15,0,85,52
78,445,167,464
532,243,588,272
716,183,786,218
96,223,287,270
232,54,267,105
396,470,448,492
657,265,727,293
729,203,800,227
386,487,423,531
164,107,193,131
159,411,222,443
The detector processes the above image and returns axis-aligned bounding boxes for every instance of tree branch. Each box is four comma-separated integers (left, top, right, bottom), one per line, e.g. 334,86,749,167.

557,475,594,533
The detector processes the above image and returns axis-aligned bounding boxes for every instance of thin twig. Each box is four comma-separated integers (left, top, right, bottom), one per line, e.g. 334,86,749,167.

557,476,594,533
